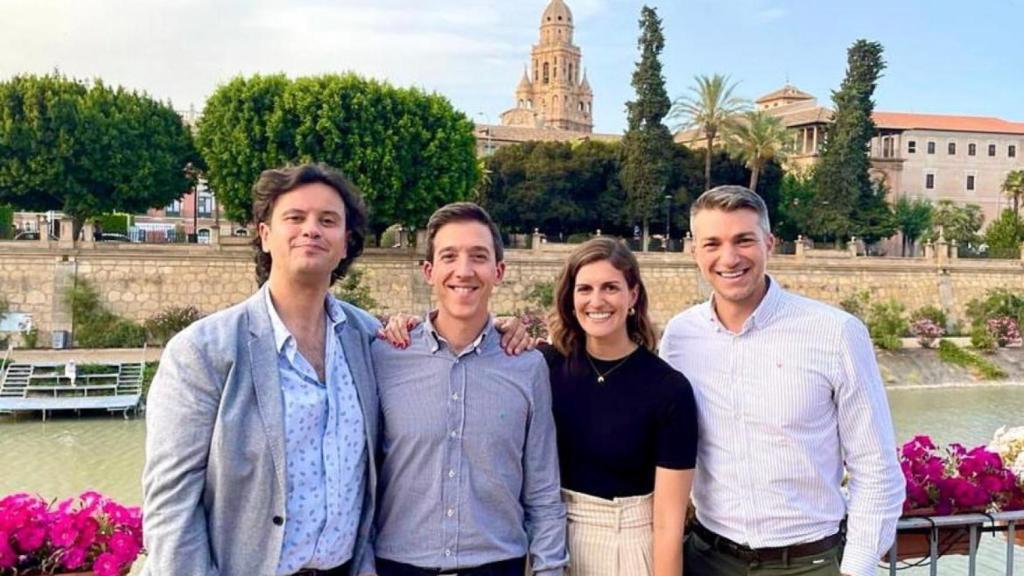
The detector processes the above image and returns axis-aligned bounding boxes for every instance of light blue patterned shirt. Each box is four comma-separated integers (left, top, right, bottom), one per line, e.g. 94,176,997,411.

265,287,367,575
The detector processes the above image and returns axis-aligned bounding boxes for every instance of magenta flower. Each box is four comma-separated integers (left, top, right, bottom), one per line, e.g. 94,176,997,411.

61,546,87,570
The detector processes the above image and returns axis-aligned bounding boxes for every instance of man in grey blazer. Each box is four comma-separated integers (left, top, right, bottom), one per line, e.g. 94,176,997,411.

142,164,380,576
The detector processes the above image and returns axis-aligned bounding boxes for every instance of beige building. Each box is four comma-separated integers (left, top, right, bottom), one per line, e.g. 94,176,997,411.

679,85,1024,224
499,0,594,133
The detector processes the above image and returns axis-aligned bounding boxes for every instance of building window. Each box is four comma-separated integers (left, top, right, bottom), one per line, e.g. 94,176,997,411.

165,199,182,217
927,141,935,154
908,140,916,154
882,137,894,158
968,143,977,156
925,174,935,189
948,142,956,155
198,195,213,218
543,62,549,84
966,175,975,191
569,64,574,84
1010,145,1017,158
988,144,997,156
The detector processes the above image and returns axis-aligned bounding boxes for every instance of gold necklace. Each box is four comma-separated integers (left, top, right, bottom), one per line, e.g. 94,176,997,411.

585,349,635,384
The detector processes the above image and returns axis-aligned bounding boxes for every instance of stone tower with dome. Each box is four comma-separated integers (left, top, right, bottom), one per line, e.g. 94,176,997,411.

499,0,594,133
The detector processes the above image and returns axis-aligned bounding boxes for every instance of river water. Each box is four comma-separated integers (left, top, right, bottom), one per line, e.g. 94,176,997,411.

1,385,1022,573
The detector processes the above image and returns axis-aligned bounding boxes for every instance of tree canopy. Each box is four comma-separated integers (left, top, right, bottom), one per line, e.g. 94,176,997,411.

196,73,479,234
0,73,197,223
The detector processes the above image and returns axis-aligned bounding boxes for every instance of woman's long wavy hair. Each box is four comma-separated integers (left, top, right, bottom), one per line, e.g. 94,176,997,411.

548,237,658,356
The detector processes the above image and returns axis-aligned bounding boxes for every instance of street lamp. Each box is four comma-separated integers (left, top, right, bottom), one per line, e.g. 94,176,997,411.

664,194,672,252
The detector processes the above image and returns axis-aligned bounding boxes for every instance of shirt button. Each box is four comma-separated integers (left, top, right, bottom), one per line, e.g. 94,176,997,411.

272,515,284,526
735,413,742,421
444,549,452,557
448,469,456,478
449,430,457,438
446,508,454,517
452,392,459,401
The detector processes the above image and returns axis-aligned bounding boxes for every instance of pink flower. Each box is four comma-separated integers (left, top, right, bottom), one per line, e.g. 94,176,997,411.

93,551,124,576
0,532,17,569
108,531,141,562
13,525,46,553
61,546,87,570
50,516,80,547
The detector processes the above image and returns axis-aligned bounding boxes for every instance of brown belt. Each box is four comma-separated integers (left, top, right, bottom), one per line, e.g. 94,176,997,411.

692,521,843,563
292,561,350,576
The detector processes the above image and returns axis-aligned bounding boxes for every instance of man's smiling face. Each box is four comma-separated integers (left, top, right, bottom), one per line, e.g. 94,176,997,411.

423,220,505,327
691,207,774,314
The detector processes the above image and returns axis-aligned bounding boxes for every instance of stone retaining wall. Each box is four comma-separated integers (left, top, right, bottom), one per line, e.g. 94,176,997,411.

0,241,1021,343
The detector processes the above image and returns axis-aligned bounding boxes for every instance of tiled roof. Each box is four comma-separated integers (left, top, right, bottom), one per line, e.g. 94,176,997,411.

755,85,815,104
872,112,1024,135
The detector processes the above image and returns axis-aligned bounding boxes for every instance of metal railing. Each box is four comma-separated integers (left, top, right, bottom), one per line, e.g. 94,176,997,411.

883,510,1024,575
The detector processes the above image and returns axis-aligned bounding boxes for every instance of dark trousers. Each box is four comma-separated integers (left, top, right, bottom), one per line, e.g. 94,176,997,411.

290,560,351,576
376,556,526,576
684,531,843,576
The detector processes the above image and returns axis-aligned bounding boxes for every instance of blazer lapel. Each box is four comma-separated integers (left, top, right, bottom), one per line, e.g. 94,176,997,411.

339,323,374,423
247,289,287,495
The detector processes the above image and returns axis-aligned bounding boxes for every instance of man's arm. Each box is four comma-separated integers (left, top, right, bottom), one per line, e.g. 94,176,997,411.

833,318,905,576
141,335,222,576
521,361,568,576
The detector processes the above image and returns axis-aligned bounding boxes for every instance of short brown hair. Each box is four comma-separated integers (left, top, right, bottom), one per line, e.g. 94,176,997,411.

424,202,503,262
690,185,771,236
251,163,368,286
548,237,658,355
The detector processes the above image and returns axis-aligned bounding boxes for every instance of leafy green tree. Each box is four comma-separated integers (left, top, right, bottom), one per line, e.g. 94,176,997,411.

670,74,748,189
926,200,984,247
775,172,817,240
619,6,676,251
1002,169,1024,219
197,73,478,235
984,209,1024,259
854,180,897,244
0,73,197,224
0,203,13,238
810,40,887,243
481,140,624,237
893,196,933,256
724,110,789,192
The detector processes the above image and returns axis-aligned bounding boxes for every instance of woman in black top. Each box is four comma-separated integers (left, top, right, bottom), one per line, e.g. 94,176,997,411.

541,237,697,576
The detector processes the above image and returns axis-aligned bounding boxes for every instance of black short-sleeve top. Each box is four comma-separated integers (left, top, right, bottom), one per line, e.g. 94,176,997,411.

540,343,698,500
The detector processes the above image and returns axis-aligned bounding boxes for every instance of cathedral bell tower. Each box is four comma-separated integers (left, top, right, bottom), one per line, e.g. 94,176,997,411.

499,0,593,133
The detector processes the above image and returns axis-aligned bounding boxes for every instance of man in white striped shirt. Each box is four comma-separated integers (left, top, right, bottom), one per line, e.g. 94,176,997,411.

659,186,905,576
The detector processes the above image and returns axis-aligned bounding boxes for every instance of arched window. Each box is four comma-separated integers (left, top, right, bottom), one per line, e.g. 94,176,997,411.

578,101,584,112
197,229,211,245
543,62,549,84
527,99,533,109
569,64,574,85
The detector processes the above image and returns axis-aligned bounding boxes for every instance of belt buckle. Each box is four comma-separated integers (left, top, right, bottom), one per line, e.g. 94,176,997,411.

438,572,459,576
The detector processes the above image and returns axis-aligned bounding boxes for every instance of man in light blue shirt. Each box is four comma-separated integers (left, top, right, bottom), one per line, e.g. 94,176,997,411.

373,203,568,576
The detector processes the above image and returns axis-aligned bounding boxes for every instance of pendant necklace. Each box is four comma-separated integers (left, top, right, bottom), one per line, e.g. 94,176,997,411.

585,349,634,384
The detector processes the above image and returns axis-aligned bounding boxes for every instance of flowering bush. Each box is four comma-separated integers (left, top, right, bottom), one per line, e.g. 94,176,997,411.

898,435,1023,515
909,318,945,348
986,316,1021,347
0,491,143,575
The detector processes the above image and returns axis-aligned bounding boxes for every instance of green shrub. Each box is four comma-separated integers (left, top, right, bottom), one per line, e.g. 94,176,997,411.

94,213,131,235
142,361,158,400
525,281,554,311
937,339,1006,380
867,300,908,350
970,325,996,351
910,305,948,330
0,204,13,239
65,280,146,348
333,268,378,312
839,290,871,322
965,289,1024,329
145,305,203,345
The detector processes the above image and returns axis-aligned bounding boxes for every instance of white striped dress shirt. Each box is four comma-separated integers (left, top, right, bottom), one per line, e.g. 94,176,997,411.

659,278,905,576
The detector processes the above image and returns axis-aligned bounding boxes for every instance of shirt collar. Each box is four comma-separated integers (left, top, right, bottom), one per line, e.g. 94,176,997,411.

263,284,347,355
421,311,495,356
703,275,783,333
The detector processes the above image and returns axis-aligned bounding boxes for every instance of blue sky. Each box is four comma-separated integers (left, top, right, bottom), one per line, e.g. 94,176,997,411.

2,0,1021,134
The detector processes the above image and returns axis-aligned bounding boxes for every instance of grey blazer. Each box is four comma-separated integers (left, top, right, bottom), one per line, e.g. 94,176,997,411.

141,287,379,576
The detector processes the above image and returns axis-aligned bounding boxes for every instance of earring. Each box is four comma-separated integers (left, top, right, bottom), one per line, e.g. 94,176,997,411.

628,307,636,316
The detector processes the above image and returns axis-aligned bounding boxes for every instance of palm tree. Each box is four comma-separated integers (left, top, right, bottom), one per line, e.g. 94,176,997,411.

1002,169,1024,218
669,74,749,189
724,110,790,192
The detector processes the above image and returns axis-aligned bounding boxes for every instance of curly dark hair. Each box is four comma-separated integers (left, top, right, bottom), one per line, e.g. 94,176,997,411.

251,163,368,286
